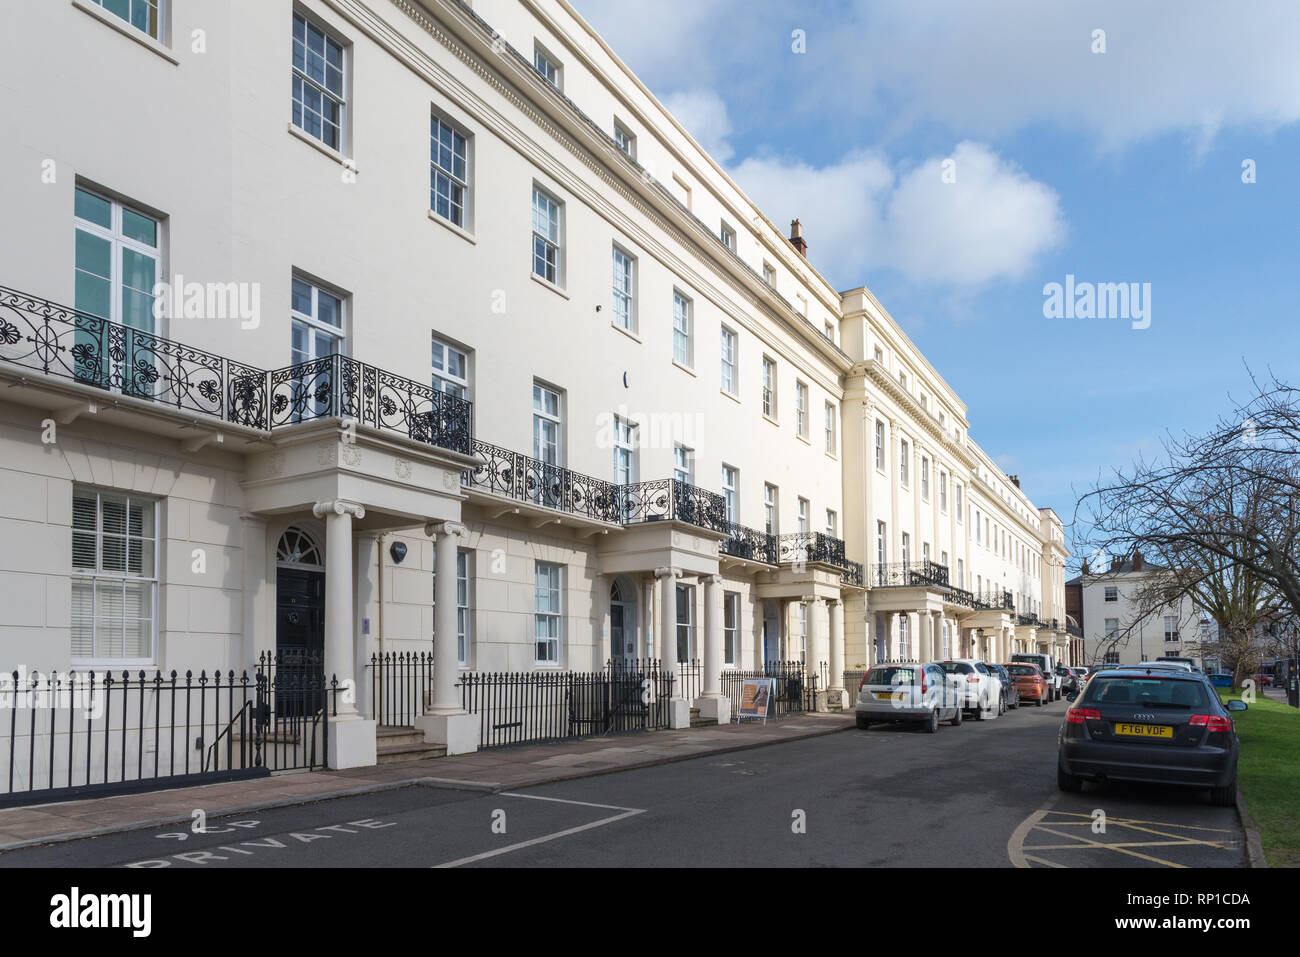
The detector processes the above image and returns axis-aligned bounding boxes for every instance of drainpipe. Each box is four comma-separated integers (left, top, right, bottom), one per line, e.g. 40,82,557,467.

376,534,386,660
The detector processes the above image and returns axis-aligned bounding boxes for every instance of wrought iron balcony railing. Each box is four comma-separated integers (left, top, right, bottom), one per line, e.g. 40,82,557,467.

0,286,474,456
869,560,950,589
269,356,473,455
721,521,778,565
621,479,728,532
841,559,864,588
778,532,846,567
1016,612,1042,627
462,440,622,522
1066,623,1083,638
971,589,1015,611
0,284,267,428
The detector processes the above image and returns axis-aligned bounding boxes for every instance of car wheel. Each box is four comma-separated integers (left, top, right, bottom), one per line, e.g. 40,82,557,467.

925,708,940,734
856,715,870,730
1057,765,1083,793
999,692,1007,715
949,704,963,727
1210,776,1238,807
1036,695,1044,707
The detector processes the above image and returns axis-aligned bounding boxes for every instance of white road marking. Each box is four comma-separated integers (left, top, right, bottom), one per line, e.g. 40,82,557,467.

433,793,646,868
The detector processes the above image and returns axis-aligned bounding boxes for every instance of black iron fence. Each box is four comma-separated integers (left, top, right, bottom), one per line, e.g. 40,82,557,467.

720,661,817,718
367,652,435,727
843,670,869,708
458,661,674,748
0,654,334,807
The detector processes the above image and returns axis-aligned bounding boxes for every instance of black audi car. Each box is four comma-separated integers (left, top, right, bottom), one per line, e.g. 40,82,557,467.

1057,667,1246,806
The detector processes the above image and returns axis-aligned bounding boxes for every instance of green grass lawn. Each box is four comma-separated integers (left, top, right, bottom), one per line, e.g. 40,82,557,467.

1219,690,1300,867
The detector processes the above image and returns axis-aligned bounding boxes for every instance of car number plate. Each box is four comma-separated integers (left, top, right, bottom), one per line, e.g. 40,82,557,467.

1113,723,1173,739
874,691,903,701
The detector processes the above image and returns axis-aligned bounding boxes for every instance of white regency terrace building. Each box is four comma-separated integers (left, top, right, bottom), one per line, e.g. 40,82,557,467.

0,0,1071,770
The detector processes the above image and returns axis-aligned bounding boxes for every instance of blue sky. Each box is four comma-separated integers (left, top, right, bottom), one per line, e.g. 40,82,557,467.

573,0,1300,562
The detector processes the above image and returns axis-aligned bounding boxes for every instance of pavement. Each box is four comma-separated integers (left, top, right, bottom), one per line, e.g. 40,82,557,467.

0,697,1248,867
0,713,851,850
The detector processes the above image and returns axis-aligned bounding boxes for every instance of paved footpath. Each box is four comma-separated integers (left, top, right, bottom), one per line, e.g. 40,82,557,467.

0,714,851,850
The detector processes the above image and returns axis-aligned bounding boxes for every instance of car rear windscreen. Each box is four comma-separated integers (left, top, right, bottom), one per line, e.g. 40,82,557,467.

866,667,918,685
1008,665,1038,676
1081,676,1208,709
939,662,972,674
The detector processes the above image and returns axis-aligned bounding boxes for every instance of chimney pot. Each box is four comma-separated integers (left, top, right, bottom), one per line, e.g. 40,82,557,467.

789,219,807,257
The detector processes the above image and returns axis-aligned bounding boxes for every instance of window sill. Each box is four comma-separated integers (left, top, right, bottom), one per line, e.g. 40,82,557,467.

825,450,838,461
72,0,180,64
763,414,779,428
672,359,696,378
720,389,740,405
72,659,158,670
796,433,811,446
428,210,476,244
287,123,355,172
530,272,569,299
611,321,641,343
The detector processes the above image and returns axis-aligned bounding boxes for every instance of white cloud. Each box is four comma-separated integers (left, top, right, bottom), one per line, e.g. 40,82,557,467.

658,90,735,162
730,143,1064,288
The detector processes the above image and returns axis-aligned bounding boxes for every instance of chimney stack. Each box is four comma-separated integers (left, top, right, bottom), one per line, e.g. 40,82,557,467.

789,219,807,257
1132,550,1144,571
1010,475,1021,488
1081,559,1091,576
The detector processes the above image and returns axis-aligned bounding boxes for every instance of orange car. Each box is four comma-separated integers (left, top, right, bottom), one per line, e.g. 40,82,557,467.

1005,662,1049,706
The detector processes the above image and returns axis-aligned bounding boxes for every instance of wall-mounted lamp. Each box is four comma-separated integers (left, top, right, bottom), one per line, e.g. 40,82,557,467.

389,541,408,565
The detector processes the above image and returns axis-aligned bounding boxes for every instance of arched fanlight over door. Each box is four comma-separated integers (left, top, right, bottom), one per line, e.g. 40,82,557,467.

277,527,323,568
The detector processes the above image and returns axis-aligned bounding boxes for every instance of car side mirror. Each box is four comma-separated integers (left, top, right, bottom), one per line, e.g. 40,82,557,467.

1066,691,1078,702
1226,699,1247,712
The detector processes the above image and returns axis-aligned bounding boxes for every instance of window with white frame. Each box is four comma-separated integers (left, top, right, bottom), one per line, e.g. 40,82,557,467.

899,439,910,486
720,326,737,395
534,562,562,664
720,222,736,252
74,187,160,372
921,456,930,500
874,345,884,363
531,186,562,284
824,402,836,454
532,383,562,466
1105,618,1119,640
434,548,472,667
956,558,964,588
72,487,157,662
874,419,885,470
824,321,835,343
797,497,810,534
533,42,562,89
762,357,777,418
430,112,469,228
613,417,637,486
939,471,948,511
901,533,910,565
432,336,469,399
291,276,345,364
942,619,952,658
724,592,739,667
674,445,694,485
1164,616,1180,642
676,584,695,661
292,12,346,151
1105,586,1118,602
612,245,635,331
88,0,163,39
795,294,808,317
876,521,887,565
825,509,837,538
923,542,930,563
722,466,739,523
899,615,910,660
762,262,776,287
613,120,636,159
795,381,809,437
672,291,693,366
956,485,963,521
764,484,778,535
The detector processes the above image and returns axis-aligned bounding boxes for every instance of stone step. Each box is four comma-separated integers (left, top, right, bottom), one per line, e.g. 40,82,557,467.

376,725,427,748
375,725,446,765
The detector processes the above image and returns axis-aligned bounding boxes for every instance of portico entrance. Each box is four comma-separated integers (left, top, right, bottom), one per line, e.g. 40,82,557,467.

610,575,639,666
275,527,325,666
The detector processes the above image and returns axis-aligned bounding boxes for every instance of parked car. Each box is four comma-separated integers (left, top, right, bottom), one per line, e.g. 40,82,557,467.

855,662,964,733
1013,653,1060,700
1156,655,1202,673
987,663,1020,710
1209,673,1234,689
1006,662,1050,706
1137,659,1194,673
1058,668,1246,806
1055,665,1079,696
938,659,1001,720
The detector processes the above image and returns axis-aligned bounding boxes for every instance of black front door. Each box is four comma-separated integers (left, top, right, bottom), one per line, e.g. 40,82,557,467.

276,566,325,661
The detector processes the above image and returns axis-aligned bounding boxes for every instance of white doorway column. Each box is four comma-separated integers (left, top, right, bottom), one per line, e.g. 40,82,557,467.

696,574,729,723
312,500,376,770
655,567,689,728
415,521,477,754
827,599,845,693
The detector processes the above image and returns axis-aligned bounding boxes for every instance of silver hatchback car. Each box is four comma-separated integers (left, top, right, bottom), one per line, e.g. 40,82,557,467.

855,662,964,733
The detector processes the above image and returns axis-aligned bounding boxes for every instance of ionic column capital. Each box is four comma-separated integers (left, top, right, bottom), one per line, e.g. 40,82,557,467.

313,500,366,520
654,566,682,580
425,520,467,539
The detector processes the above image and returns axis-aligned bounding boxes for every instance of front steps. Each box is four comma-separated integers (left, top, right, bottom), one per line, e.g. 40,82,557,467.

689,707,718,729
375,725,447,765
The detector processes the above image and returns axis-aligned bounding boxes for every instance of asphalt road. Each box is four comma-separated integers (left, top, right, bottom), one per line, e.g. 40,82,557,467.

0,697,1245,868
